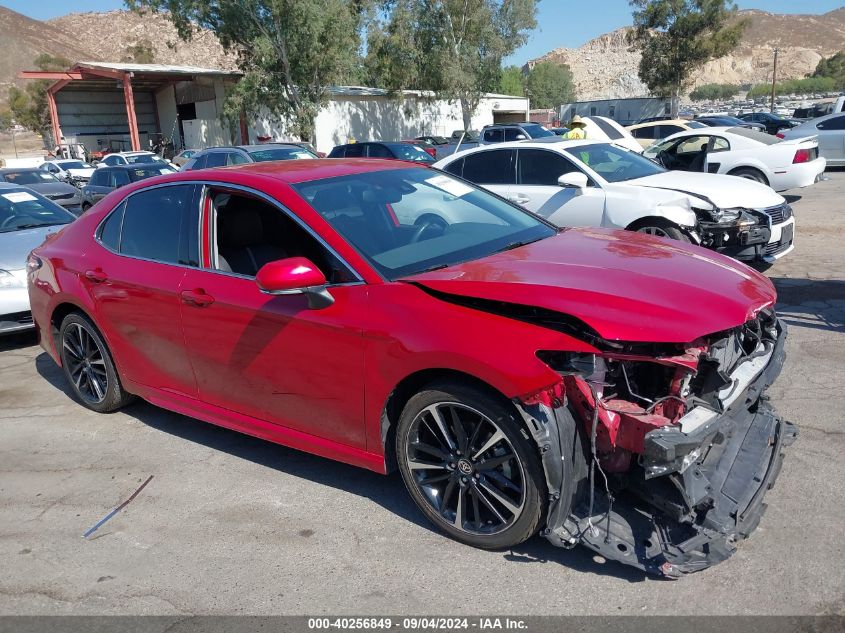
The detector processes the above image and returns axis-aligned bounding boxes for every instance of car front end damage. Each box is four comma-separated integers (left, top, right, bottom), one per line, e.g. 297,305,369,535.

515,307,796,577
691,202,795,264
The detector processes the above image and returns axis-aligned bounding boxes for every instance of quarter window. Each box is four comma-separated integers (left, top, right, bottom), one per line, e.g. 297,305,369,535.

118,185,196,266
205,152,227,168
99,201,125,251
818,115,845,130
461,149,516,185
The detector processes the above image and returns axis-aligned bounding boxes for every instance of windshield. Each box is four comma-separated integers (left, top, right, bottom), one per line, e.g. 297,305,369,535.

2,171,59,185
58,161,90,169
249,147,317,161
522,123,555,138
564,143,665,183
293,167,555,279
127,166,177,181
126,154,165,165
686,121,707,129
0,189,75,233
391,144,434,162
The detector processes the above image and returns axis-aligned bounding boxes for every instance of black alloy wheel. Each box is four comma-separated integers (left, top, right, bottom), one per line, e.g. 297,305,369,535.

59,313,133,413
396,382,546,549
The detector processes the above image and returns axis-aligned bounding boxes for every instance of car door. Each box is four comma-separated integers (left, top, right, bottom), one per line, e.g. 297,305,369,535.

816,115,845,162
449,148,516,200
513,148,606,227
87,183,200,397
178,185,368,449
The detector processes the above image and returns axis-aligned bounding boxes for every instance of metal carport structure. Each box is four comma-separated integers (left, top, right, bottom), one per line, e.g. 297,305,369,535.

18,61,242,152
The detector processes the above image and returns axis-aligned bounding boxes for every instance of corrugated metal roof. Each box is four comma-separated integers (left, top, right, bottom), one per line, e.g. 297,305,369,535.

76,61,241,77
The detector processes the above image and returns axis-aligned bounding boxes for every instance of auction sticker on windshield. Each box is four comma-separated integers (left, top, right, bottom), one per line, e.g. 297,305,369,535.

2,192,38,203
425,174,474,198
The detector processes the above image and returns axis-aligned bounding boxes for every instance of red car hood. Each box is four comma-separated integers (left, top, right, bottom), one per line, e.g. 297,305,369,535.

405,228,776,343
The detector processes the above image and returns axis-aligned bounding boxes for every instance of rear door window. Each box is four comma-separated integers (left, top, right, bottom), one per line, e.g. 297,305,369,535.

109,170,131,188
367,144,393,158
118,185,197,266
517,149,583,186
461,149,516,185
344,144,365,157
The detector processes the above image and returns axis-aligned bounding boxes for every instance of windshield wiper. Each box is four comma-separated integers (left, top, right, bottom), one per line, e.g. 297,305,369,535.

415,263,450,274
1,222,67,232
498,237,541,253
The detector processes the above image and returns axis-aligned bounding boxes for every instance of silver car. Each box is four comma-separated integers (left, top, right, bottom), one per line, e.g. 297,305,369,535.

0,168,85,216
781,112,845,166
0,183,75,334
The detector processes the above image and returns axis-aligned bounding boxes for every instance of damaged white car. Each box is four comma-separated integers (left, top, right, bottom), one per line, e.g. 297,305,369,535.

434,139,795,264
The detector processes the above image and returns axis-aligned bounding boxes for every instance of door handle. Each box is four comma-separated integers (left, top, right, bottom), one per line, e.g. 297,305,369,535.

84,269,108,283
180,289,215,307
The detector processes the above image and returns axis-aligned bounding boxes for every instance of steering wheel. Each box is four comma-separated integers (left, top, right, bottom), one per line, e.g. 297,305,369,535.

410,219,446,243
0,215,21,229
655,150,672,168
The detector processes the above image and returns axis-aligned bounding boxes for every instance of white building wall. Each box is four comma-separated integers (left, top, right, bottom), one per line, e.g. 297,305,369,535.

249,93,529,154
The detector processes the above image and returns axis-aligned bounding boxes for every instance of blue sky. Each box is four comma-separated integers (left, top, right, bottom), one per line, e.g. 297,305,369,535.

3,0,843,66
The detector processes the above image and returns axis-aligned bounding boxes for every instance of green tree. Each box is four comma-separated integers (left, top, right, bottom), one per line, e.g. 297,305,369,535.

499,65,525,96
689,82,740,101
7,54,71,146
367,0,538,128
123,39,156,64
812,51,845,87
628,0,748,117
525,61,574,109
128,0,366,141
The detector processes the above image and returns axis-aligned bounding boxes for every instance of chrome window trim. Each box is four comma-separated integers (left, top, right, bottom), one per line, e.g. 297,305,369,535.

197,180,366,285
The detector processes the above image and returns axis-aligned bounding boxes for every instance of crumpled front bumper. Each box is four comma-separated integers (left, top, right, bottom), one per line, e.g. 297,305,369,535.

521,318,796,577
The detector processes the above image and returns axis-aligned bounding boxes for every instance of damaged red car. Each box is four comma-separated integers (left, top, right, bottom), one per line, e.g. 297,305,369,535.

27,160,795,577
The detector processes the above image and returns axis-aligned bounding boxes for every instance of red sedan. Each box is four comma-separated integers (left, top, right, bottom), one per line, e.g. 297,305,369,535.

27,159,795,577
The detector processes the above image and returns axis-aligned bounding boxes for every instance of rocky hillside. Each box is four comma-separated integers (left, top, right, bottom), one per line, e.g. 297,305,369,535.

527,8,845,101
0,8,237,105
48,11,238,72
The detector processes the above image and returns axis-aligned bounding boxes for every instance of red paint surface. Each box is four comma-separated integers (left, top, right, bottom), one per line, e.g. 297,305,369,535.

28,160,777,473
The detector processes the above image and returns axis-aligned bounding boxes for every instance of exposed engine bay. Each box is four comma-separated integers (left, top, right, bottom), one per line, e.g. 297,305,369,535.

515,307,796,577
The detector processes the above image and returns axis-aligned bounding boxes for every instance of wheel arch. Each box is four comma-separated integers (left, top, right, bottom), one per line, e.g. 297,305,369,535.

48,301,101,366
727,164,770,185
380,368,525,473
626,215,692,233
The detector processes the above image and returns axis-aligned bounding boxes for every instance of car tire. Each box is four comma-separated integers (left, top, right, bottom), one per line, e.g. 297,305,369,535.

631,219,690,242
730,167,768,185
59,313,134,413
395,380,547,550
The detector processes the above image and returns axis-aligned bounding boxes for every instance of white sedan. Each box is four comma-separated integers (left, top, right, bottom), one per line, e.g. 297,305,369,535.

39,159,95,184
433,139,795,264
643,127,825,192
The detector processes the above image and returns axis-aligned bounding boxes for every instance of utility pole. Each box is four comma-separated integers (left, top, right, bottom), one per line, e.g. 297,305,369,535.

770,47,779,113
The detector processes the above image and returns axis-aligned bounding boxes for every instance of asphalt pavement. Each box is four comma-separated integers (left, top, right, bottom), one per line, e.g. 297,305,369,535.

1,171,843,615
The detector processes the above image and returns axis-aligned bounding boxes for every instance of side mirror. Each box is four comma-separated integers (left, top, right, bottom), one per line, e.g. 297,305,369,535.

255,257,334,309
557,172,589,189
514,134,527,140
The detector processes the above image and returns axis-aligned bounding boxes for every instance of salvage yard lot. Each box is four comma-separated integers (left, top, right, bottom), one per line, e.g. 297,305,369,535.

1,172,844,616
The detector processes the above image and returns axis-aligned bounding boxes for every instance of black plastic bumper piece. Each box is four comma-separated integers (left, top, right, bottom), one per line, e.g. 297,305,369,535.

540,320,796,577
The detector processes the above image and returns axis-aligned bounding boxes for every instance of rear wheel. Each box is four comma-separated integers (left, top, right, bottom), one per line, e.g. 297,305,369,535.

631,219,690,242
59,313,133,413
395,381,546,549
729,167,768,185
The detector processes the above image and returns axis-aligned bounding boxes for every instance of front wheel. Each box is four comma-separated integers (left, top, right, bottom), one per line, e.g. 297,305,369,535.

632,219,690,242
59,313,134,413
395,381,547,550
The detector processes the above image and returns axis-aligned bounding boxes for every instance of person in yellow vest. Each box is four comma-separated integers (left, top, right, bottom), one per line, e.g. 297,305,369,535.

563,115,588,140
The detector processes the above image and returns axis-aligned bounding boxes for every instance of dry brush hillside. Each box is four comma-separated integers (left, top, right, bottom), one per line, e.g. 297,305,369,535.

527,8,845,101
